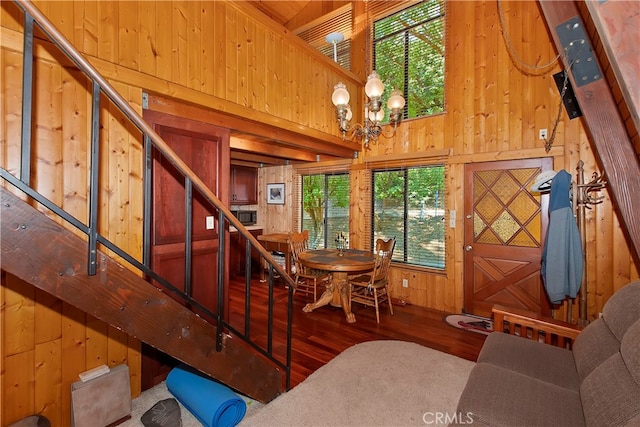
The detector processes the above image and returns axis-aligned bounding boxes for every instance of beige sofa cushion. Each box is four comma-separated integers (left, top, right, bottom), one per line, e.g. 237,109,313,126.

621,320,640,386
456,363,585,427
477,332,580,390
580,351,640,427
601,280,640,341
572,318,620,381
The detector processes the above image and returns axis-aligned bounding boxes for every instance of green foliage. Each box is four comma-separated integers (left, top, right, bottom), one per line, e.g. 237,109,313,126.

302,175,324,242
374,0,446,120
373,166,446,269
302,174,350,247
374,166,444,206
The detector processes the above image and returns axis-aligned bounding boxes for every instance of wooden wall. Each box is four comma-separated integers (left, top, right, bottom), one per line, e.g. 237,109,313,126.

0,1,637,425
1,0,353,423
347,0,638,319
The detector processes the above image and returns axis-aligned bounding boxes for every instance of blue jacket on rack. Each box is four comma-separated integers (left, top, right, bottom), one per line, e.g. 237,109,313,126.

541,169,583,304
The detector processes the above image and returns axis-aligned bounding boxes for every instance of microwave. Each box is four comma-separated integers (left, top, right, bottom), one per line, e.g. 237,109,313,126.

231,210,257,226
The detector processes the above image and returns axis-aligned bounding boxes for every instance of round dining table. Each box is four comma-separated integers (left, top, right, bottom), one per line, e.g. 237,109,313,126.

299,248,375,323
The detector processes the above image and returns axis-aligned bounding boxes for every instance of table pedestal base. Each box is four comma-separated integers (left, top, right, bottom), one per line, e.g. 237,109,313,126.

302,271,355,323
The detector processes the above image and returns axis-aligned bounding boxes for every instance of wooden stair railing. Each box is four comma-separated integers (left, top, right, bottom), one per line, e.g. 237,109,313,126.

0,187,284,402
2,0,298,401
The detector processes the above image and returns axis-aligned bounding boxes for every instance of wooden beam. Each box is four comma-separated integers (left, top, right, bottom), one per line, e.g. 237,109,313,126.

147,94,359,159
230,151,289,166
538,0,640,263
585,0,640,133
230,135,322,162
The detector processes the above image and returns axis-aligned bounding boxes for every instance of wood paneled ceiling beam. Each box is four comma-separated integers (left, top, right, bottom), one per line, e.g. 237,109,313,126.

584,0,640,133
538,0,640,263
230,135,334,162
230,151,288,166
147,94,358,159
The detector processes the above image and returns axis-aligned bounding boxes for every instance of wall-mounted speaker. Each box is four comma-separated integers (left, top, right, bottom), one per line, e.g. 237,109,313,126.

554,71,583,120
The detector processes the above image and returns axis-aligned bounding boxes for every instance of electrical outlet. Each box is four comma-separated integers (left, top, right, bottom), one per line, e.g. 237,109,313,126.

402,278,409,288
539,128,548,140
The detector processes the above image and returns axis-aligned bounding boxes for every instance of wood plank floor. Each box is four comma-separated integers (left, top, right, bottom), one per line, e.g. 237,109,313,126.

227,275,487,389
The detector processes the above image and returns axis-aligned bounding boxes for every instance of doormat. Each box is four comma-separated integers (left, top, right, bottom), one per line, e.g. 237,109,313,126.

445,314,493,335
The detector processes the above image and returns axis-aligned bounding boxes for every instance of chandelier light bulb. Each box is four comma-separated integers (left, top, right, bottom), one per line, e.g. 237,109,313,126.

387,89,406,110
364,71,384,99
332,82,350,106
369,108,385,122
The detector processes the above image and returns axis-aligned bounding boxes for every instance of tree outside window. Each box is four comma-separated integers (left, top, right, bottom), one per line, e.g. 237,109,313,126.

373,0,446,120
302,174,350,249
373,166,445,269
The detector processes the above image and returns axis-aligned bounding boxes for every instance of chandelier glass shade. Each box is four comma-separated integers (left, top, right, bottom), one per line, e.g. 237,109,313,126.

331,71,405,149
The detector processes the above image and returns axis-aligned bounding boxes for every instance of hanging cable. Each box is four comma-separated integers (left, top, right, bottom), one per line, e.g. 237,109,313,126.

497,0,560,76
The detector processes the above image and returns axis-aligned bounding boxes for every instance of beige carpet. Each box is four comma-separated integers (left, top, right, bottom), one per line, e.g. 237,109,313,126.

123,340,474,427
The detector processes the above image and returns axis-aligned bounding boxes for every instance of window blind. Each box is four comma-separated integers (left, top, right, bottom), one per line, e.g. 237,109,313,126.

293,160,352,249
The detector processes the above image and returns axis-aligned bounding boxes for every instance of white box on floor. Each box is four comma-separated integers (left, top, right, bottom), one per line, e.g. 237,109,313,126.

71,364,131,426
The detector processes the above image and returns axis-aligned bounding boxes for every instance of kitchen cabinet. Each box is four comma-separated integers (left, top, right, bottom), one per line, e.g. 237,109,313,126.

230,228,263,277
231,166,258,205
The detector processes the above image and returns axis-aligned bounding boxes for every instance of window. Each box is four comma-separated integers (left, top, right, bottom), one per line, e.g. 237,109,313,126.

373,0,446,119
297,6,352,70
301,173,350,249
372,165,445,269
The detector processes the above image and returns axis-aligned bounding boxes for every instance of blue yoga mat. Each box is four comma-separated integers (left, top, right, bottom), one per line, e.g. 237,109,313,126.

166,365,247,427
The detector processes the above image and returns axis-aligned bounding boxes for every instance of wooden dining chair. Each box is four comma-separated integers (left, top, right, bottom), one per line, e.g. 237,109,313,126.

288,231,330,300
349,237,396,323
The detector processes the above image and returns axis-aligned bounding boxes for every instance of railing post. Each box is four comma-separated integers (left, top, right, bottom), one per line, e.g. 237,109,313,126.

286,284,294,390
216,210,226,352
184,177,193,297
267,268,274,355
87,82,101,276
142,135,152,269
20,12,34,185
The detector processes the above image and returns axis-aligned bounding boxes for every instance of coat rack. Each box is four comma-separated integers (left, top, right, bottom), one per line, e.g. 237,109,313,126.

571,160,606,326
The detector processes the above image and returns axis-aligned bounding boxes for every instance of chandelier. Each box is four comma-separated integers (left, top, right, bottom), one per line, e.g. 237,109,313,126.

331,74,405,149
327,29,405,149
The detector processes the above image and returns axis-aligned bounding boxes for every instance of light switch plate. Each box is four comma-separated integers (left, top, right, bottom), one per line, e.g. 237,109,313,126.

206,216,214,230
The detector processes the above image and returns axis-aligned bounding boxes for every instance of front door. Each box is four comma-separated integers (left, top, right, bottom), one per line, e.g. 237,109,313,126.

463,158,553,318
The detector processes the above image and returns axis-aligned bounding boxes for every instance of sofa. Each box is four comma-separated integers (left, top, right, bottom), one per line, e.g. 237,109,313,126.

453,280,640,427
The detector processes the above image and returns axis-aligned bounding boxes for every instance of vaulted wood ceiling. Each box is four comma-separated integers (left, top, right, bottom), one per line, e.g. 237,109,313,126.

247,1,349,31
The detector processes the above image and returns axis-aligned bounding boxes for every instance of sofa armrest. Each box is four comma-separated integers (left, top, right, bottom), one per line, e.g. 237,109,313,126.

492,305,582,348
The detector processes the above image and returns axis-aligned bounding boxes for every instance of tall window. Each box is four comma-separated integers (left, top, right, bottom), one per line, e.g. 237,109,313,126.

372,166,445,269
301,174,350,249
373,0,446,119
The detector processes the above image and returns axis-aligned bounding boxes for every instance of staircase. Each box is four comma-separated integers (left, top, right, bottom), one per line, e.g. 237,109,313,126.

1,0,296,404
0,187,283,402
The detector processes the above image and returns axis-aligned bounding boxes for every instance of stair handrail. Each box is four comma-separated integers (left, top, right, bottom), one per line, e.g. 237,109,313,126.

13,0,293,281
8,0,297,391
